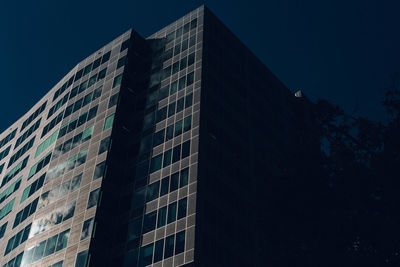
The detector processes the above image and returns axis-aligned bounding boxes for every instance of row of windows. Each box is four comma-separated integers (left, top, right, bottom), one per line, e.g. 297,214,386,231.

38,173,82,211
154,115,192,150
21,102,47,132
162,33,197,64
129,197,186,244
160,53,195,82
4,223,31,256
0,146,10,163
0,198,15,220
151,140,191,174
53,126,93,160
1,251,23,267
58,105,98,139
28,152,52,180
47,92,69,119
30,200,76,238
15,119,41,149
1,157,29,188
0,177,21,205
22,229,70,265
126,230,186,266
0,221,7,239
136,168,188,211
20,173,45,204
0,129,17,150
64,84,102,120
12,197,38,229
41,110,64,138
35,130,59,158
45,150,88,184
74,51,110,83
8,137,35,168
165,18,197,44
52,49,110,102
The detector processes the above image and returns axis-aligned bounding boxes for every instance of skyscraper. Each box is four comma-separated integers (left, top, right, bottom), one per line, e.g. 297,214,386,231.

0,5,317,267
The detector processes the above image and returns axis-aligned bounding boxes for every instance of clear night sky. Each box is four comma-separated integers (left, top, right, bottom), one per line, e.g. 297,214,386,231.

1,0,399,133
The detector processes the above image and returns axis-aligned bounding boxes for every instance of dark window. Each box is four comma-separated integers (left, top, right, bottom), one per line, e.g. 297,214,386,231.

128,217,142,241
159,86,169,100
93,161,106,180
163,149,172,167
176,27,183,38
157,206,167,228
75,69,83,81
92,86,102,101
97,68,107,80
44,235,57,257
160,176,169,197
175,230,186,254
98,136,111,155
143,211,156,233
184,115,192,132
108,93,119,108
180,168,189,188
139,243,154,266
187,72,194,86
181,39,188,52
178,76,186,91
185,93,193,108
175,120,183,137
191,18,198,29
146,182,160,202
92,58,101,70
176,98,184,113
87,105,98,121
172,145,181,163
150,154,163,173
170,80,178,95
156,107,167,123
174,44,181,56
117,56,126,69
153,130,165,147
101,51,111,64
55,229,70,252
154,239,164,262
170,172,179,192
188,53,195,66
164,235,175,258
83,64,93,76
87,188,100,209
79,80,88,93
161,66,171,80
88,74,97,87
69,87,78,99
168,102,176,117
120,40,130,51
83,92,93,107
180,57,187,71
189,35,196,47
75,250,88,267
167,202,177,223
73,98,83,113
178,198,187,219
166,125,174,141
183,23,190,33
182,140,190,158
172,62,179,75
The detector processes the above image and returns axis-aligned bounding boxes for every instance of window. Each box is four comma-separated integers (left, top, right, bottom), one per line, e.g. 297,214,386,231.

183,22,190,33
104,114,115,130
143,211,157,233
157,206,167,228
185,93,193,108
108,93,119,108
189,35,196,47
0,222,7,239
139,243,154,266
163,149,172,167
155,107,167,123
187,71,194,86
170,80,178,95
97,68,107,80
181,39,188,52
87,188,100,209
180,57,187,71
79,80,88,93
177,97,184,113
75,250,88,267
56,229,70,252
175,230,186,254
117,56,126,69
188,52,195,66
168,102,176,117
146,182,160,202
172,62,179,75
153,130,164,147
182,140,190,158
113,74,123,88
178,76,186,91
83,63,92,76
93,161,106,180
150,154,162,173
167,202,177,223
170,172,179,192
98,136,111,155
178,198,187,219
184,115,192,132
93,58,101,70
180,168,189,187
88,74,97,87
160,176,169,197
92,86,102,100
175,120,183,137
154,239,164,262
164,235,175,258
80,218,94,240
44,235,57,257
166,125,174,141
191,18,198,29
172,144,181,163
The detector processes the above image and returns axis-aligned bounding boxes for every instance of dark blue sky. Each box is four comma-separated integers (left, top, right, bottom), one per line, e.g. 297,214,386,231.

1,0,399,132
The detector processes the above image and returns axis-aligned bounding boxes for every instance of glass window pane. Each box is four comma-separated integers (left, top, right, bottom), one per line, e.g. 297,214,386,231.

180,168,189,187
157,206,167,228
174,120,183,137
33,240,46,262
138,243,154,267
75,250,88,267
87,188,100,209
178,198,187,220
55,229,70,252
164,235,175,258
143,211,156,233
170,172,179,192
154,239,164,263
80,218,94,241
146,182,160,202
163,149,172,167
160,176,169,197
175,230,185,254
128,217,142,241
167,202,177,224
150,154,162,173
44,235,58,257
104,114,115,130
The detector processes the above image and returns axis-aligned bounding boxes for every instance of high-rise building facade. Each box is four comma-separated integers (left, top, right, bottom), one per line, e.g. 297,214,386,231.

0,5,317,267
